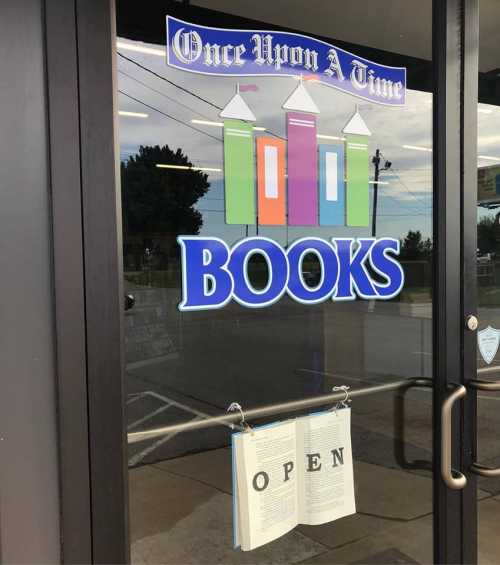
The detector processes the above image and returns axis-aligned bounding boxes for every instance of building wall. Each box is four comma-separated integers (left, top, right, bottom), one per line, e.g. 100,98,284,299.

0,0,61,561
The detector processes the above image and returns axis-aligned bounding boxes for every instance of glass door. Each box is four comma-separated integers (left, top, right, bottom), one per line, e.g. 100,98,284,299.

473,2,500,562
116,1,436,562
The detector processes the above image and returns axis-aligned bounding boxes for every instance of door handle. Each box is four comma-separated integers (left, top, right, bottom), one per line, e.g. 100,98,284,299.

393,380,433,472
469,378,500,477
441,385,467,490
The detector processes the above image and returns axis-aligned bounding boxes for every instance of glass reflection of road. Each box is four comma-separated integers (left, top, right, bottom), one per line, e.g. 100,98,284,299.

125,293,436,471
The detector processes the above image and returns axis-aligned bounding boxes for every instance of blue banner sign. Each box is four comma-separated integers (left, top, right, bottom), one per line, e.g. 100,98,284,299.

178,236,405,311
166,16,406,106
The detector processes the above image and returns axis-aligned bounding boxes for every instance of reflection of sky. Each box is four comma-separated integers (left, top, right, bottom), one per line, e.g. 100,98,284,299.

117,38,500,243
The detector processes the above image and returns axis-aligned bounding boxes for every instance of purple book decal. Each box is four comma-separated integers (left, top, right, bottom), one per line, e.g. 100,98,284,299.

286,112,318,225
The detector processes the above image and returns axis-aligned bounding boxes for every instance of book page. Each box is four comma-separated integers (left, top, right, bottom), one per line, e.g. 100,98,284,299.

297,408,356,525
232,433,241,549
233,420,299,551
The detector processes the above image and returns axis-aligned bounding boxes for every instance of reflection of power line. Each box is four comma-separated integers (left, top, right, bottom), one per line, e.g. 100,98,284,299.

118,51,285,141
379,152,431,208
378,190,430,215
378,212,429,217
123,148,222,164
119,90,222,143
118,52,222,110
119,69,215,122
196,208,428,218
384,169,432,211
393,176,431,210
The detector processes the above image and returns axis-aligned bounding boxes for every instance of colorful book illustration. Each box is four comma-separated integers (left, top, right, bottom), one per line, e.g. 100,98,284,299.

319,143,345,226
221,85,256,225
219,80,371,229
282,80,320,226
342,108,372,227
256,137,286,225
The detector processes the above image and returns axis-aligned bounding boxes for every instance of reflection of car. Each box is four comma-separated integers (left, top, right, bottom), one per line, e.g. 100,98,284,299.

477,252,494,264
124,293,135,311
302,271,321,287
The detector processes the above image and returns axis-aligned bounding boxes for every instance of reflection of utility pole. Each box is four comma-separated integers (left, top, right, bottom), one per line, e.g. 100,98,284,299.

371,149,391,237
372,149,380,238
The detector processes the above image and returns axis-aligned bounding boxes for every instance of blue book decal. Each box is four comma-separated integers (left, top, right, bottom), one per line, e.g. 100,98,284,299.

319,144,345,226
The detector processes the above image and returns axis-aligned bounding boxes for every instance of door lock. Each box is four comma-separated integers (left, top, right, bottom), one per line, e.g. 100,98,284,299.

466,315,478,331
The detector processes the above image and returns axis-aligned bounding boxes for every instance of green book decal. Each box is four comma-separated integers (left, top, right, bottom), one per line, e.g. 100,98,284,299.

223,120,256,225
345,134,369,227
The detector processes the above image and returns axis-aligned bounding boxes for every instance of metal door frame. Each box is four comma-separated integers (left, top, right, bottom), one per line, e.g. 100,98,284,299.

44,0,129,562
461,1,480,563
433,0,479,563
44,0,481,562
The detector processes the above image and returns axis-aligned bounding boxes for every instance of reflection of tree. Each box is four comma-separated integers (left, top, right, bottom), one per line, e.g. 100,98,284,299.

121,145,209,271
400,230,432,260
122,145,209,235
397,230,432,290
478,216,500,255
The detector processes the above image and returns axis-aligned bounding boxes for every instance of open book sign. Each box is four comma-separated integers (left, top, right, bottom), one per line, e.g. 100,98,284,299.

252,447,346,491
232,409,356,551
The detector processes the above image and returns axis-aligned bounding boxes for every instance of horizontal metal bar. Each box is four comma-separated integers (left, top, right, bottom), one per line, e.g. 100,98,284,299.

470,463,500,478
470,377,500,389
128,377,432,444
477,366,500,375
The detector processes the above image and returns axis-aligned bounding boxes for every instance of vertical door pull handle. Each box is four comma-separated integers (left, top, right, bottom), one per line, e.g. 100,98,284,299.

441,385,467,490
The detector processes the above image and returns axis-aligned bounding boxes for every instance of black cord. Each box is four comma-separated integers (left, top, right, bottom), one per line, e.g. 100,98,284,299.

118,51,222,110
119,90,222,143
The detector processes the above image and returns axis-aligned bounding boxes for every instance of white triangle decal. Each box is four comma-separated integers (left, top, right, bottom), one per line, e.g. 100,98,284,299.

342,110,371,136
282,83,320,114
219,93,256,122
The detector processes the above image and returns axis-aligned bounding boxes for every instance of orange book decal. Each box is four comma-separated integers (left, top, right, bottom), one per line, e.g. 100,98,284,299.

256,137,286,226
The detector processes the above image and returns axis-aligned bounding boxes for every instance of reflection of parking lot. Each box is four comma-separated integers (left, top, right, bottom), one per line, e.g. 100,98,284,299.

124,294,435,470
124,289,500,496
126,386,233,467
127,391,209,467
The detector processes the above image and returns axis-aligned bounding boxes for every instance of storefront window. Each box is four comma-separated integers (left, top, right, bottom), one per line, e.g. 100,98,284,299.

117,2,434,562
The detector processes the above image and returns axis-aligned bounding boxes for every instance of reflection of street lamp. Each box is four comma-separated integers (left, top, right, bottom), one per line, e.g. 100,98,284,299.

371,149,392,237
